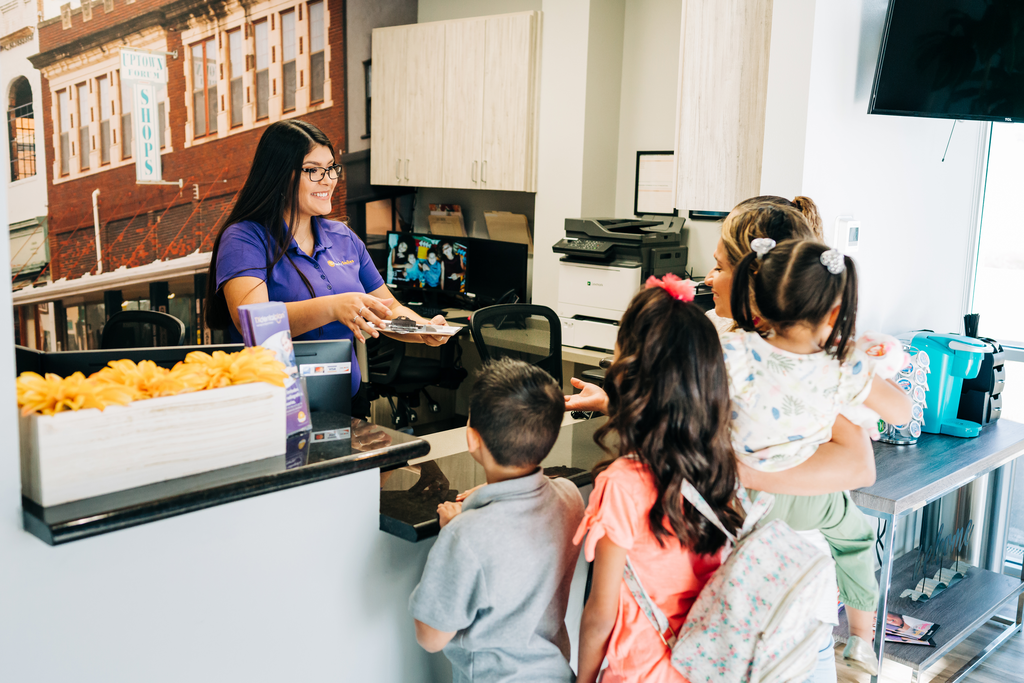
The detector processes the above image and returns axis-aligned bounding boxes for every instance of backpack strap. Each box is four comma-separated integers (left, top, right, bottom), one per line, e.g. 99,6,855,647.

680,480,737,544
680,481,775,541
623,556,677,648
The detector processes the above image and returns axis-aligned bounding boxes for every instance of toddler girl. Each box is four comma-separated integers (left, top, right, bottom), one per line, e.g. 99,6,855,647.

724,237,912,675
575,280,743,683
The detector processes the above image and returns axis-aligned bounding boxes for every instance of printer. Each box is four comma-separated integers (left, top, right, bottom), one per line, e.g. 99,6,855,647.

553,218,687,351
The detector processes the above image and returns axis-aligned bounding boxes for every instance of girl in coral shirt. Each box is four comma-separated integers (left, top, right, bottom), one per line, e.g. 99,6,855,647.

575,276,743,683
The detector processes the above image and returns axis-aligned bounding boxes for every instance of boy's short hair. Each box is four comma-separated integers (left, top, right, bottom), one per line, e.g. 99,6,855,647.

469,358,564,468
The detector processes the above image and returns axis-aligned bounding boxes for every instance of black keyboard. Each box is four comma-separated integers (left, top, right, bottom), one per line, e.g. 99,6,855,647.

413,306,444,319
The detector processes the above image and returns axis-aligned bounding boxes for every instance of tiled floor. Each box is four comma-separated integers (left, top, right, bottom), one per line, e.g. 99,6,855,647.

836,605,1023,683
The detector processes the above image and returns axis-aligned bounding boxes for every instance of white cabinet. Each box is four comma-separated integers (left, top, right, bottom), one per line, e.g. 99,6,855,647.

674,0,772,212
371,12,540,192
370,23,446,186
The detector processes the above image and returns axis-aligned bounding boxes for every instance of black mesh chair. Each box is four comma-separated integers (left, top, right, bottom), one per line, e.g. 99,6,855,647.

367,334,467,429
469,304,562,386
100,310,187,349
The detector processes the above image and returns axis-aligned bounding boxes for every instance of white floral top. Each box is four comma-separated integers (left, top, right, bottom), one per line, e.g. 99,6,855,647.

720,330,899,472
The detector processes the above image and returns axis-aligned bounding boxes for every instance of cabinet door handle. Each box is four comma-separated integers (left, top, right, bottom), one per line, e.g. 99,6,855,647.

395,159,401,180
472,160,478,182
482,160,487,183
404,158,409,180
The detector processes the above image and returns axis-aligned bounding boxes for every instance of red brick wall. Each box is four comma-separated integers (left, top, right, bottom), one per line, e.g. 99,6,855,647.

38,0,179,53
41,0,348,282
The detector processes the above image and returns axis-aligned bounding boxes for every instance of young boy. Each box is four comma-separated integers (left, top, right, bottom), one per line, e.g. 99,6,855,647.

409,358,585,682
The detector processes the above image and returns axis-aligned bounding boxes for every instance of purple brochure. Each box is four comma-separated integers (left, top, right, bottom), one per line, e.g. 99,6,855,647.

238,302,311,436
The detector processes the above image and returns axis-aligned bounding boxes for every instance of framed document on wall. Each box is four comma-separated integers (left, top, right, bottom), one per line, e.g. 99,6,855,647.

634,151,677,217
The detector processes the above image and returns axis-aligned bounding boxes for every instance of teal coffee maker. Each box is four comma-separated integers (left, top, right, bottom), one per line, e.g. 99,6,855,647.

911,332,994,437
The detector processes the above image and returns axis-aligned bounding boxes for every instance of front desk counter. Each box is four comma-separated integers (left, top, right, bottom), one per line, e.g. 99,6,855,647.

23,412,429,545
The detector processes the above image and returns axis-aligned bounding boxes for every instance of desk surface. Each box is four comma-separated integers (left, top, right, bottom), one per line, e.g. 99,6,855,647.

380,416,608,541
852,419,1024,517
23,414,429,545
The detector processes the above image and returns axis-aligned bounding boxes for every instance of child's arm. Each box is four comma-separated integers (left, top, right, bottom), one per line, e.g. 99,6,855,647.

738,415,876,495
863,376,913,426
414,620,456,653
578,536,626,683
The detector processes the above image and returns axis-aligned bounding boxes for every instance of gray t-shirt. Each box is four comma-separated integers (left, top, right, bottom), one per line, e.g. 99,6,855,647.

409,470,585,683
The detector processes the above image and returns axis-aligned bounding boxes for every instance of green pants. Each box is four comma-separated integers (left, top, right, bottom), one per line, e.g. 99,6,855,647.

751,490,879,612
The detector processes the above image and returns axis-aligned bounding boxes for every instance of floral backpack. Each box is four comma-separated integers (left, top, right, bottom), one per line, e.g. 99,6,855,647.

623,482,835,683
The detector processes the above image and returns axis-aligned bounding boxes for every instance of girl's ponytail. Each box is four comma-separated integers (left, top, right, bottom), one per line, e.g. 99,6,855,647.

823,255,858,361
729,250,761,332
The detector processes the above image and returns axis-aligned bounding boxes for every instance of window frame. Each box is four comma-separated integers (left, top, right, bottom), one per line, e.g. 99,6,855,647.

191,37,219,138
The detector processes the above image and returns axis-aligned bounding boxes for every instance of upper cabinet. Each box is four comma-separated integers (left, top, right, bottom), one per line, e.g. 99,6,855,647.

371,12,541,192
674,0,773,212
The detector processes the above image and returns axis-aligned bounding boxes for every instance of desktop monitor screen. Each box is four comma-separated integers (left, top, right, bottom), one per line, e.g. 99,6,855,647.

385,232,467,294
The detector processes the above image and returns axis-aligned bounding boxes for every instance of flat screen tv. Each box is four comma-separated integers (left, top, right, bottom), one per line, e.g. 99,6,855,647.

870,0,1024,122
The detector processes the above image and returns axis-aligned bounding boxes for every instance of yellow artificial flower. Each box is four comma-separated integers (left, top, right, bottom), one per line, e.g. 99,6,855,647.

182,347,287,389
16,372,134,417
90,359,201,399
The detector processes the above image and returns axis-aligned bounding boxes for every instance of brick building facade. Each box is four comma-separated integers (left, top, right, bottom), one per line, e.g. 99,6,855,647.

31,0,347,284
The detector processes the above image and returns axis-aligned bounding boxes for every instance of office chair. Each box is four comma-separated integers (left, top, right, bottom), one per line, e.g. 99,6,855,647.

469,304,562,386
366,333,467,429
101,310,187,349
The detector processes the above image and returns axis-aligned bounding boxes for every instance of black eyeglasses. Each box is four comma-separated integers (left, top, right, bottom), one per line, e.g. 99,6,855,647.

300,164,343,182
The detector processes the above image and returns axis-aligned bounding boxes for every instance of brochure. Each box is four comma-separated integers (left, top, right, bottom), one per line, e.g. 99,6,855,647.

369,316,463,337
873,612,939,646
238,302,312,436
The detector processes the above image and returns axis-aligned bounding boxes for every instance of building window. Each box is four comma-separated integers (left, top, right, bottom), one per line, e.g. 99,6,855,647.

119,71,132,159
57,89,70,175
7,77,35,181
281,10,297,112
76,82,89,171
309,1,324,103
98,75,112,164
255,19,270,119
228,28,244,127
192,38,218,137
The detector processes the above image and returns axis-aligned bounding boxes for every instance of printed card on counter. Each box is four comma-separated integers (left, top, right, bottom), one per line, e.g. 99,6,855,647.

368,315,462,337
238,302,312,436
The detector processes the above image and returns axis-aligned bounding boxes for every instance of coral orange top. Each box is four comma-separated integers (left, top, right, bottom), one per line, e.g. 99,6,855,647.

574,458,724,683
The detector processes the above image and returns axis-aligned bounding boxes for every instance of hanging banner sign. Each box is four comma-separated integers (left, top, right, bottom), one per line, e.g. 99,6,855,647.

120,48,168,183
119,49,168,84
133,83,162,182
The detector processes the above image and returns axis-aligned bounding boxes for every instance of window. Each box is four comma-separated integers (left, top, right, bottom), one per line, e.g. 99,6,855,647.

76,82,89,170
7,77,36,180
119,71,132,159
98,75,112,164
255,20,270,119
309,1,324,103
281,10,297,111
228,28,244,127
192,38,218,137
972,122,1024,574
57,89,70,175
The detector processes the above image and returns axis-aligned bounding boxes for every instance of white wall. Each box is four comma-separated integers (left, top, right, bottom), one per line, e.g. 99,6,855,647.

347,0,418,153
761,0,986,334
612,0,681,220
579,0,625,217
418,0,540,23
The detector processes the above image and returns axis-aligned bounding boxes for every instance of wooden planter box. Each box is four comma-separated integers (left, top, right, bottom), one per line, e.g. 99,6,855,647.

19,383,286,507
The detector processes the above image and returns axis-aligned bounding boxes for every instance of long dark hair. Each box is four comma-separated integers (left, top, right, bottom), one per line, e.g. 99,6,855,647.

594,287,742,554
731,239,859,361
205,120,335,330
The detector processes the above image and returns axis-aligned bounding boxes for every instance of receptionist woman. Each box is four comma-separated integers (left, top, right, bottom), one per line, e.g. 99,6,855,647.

205,120,449,413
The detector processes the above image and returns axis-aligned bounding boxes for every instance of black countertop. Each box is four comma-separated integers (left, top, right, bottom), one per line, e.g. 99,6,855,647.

380,417,609,542
24,413,430,545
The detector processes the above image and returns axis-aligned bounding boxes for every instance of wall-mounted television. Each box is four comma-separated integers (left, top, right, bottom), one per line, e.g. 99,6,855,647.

870,0,1024,123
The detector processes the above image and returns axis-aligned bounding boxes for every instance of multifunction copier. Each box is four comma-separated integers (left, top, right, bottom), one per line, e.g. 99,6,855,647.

553,218,687,352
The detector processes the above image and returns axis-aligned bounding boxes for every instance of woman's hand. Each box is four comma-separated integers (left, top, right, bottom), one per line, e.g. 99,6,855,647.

331,292,394,343
564,378,609,414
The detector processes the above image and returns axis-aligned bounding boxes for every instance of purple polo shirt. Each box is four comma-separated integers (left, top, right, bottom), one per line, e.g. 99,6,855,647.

216,217,385,393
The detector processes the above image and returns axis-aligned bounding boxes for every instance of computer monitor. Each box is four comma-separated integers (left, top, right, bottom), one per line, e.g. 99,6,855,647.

385,232,467,295
462,236,529,305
